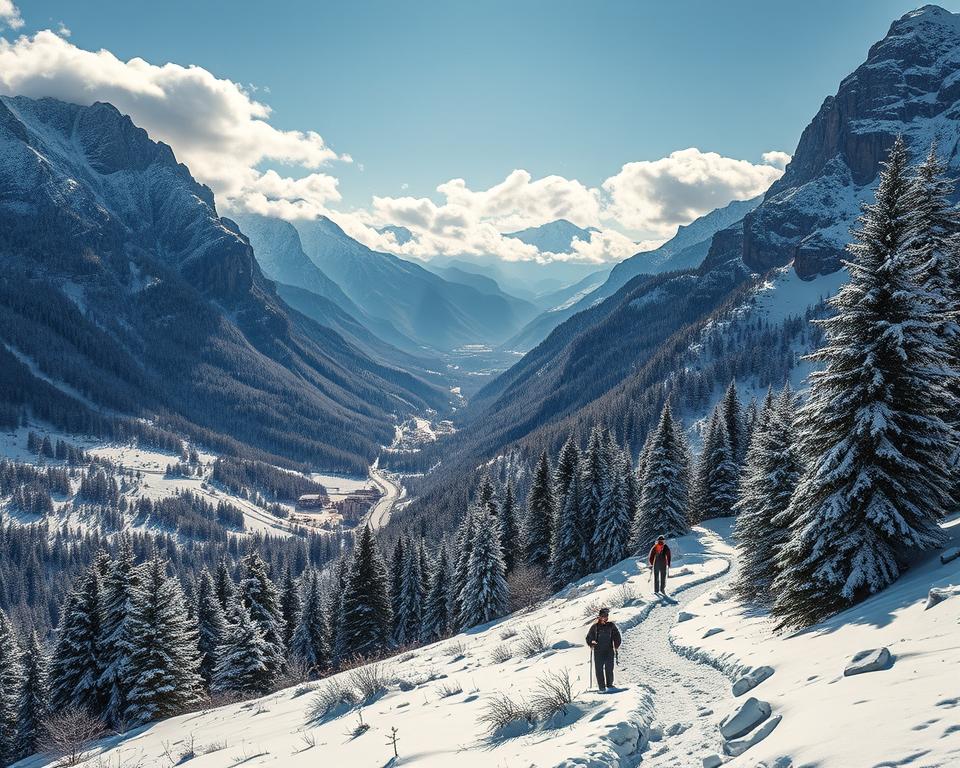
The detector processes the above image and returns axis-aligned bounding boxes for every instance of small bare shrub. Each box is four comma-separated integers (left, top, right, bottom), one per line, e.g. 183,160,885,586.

349,664,390,702
307,677,358,721
614,582,640,608
443,640,468,657
201,741,227,755
490,646,513,664
516,623,549,657
498,627,517,641
508,565,552,612
478,693,534,737
436,681,463,698
530,668,574,721
345,710,369,739
39,707,107,766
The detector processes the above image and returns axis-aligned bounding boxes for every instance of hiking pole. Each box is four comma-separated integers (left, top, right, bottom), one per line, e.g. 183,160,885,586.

588,646,594,690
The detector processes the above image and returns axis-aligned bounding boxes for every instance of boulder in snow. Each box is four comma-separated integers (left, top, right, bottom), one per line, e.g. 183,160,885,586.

723,714,782,757
703,627,724,639
703,754,724,768
924,587,956,610
732,665,775,697
940,547,960,565
718,697,771,741
677,611,696,623
551,639,576,650
843,647,893,676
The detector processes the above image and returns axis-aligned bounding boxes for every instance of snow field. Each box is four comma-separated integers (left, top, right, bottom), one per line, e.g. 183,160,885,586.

23,528,731,768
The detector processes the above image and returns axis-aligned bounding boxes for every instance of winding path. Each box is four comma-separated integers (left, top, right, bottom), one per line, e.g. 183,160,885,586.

365,461,402,530
618,559,736,766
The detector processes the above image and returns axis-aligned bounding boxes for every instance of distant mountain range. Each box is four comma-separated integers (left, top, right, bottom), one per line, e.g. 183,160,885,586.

0,95,448,473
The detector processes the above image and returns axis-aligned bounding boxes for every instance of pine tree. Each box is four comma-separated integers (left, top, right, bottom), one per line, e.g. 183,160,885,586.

279,567,302,656
720,381,747,463
693,412,739,521
0,610,22,766
393,542,424,647
98,538,141,727
123,557,202,725
214,556,235,612
422,546,451,642
49,565,105,715
477,473,498,517
16,632,49,761
388,536,406,643
195,568,228,688
633,403,690,552
734,387,801,605
773,138,954,628
524,452,556,572
578,428,609,567
238,552,286,678
458,508,509,629
550,466,586,587
338,525,392,659
592,449,632,570
451,507,478,628
555,437,580,502
290,571,330,677
499,481,519,574
213,600,271,696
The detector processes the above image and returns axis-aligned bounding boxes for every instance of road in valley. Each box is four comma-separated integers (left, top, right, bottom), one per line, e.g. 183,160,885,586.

366,461,403,530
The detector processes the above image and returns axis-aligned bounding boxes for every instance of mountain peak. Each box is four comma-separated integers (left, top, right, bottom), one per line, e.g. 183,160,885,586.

505,218,600,254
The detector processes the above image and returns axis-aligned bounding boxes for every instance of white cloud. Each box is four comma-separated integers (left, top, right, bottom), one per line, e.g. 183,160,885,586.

601,148,783,238
0,30,347,216
762,150,792,170
0,1,22,30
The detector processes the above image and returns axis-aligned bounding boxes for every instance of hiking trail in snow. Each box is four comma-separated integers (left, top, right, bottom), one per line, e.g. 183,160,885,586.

619,545,735,767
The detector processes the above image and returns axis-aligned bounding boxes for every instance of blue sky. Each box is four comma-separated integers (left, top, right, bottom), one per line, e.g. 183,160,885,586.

6,1,958,261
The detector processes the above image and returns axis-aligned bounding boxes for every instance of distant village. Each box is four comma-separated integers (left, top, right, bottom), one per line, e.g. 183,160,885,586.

291,484,381,530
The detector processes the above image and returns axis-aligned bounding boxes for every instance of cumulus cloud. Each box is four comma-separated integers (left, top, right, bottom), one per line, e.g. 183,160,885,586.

0,30,348,216
762,150,792,170
601,148,783,238
0,1,22,30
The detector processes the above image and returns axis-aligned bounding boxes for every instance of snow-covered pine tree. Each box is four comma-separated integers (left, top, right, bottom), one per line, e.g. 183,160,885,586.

633,402,691,551
0,609,22,766
458,507,509,629
16,631,49,761
393,540,424,647
554,436,580,502
49,565,105,716
720,380,747,463
279,566,302,655
743,396,759,446
213,599,271,696
290,571,330,677
98,537,141,727
550,465,586,588
451,506,478,629
422,546,452,642
579,427,609,567
417,538,430,601
592,449,632,570
524,451,556,573
123,557,202,725
478,472,498,517
733,386,801,605
337,525,392,659
499,480,519,574
389,536,406,642
773,137,954,629
693,412,739,520
195,567,228,688
238,552,286,678
214,556,235,612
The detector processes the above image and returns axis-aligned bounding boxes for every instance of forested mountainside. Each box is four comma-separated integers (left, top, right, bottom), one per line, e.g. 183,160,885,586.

390,3,960,535
290,216,540,351
0,95,448,474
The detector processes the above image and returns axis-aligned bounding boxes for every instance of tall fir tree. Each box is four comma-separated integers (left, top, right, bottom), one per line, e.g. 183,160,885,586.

477,473,498,517
0,610,22,767
214,556,235,612
16,632,49,761
555,437,580,502
550,466,587,587
579,427,609,567
388,537,406,642
693,412,739,521
499,481,520,574
338,526,393,659
773,138,954,628
278,567,302,656
213,599,272,696
524,452,556,573
49,565,105,716
458,508,509,629
720,381,747,463
238,552,286,678
290,571,330,677
633,403,691,551
98,537,141,727
123,557,203,725
422,546,452,642
734,387,801,605
393,542,424,647
195,567,228,688
592,449,632,570
451,507,478,629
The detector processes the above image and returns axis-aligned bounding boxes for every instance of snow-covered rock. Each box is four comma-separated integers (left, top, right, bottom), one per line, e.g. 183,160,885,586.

678,611,696,623
703,627,724,639
718,697,771,741
702,754,724,768
924,586,960,610
843,648,893,677
940,546,960,565
731,665,775,697
722,714,782,758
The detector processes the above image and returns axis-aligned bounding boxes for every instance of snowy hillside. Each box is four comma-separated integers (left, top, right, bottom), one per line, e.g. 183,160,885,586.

19,518,959,768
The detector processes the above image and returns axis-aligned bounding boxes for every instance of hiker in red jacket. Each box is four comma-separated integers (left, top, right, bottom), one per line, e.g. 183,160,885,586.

648,535,671,594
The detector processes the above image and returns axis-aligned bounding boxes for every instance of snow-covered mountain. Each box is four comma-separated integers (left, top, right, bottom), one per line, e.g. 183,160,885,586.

0,95,447,472
504,218,600,254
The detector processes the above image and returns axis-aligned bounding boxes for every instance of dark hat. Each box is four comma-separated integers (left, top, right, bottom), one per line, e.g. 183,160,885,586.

598,606,610,617
657,535,665,542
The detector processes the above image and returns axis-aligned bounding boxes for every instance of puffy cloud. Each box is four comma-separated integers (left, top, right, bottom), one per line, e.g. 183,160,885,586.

602,148,783,238
761,150,792,170
0,30,347,216
0,1,22,30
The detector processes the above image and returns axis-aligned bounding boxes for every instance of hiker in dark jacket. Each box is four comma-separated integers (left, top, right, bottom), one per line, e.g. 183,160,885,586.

585,607,622,690
648,535,672,594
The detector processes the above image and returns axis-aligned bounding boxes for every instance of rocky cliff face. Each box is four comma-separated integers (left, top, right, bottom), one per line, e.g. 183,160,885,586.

723,5,960,279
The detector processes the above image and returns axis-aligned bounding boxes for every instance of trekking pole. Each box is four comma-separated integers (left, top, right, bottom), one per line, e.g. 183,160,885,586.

588,646,594,690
